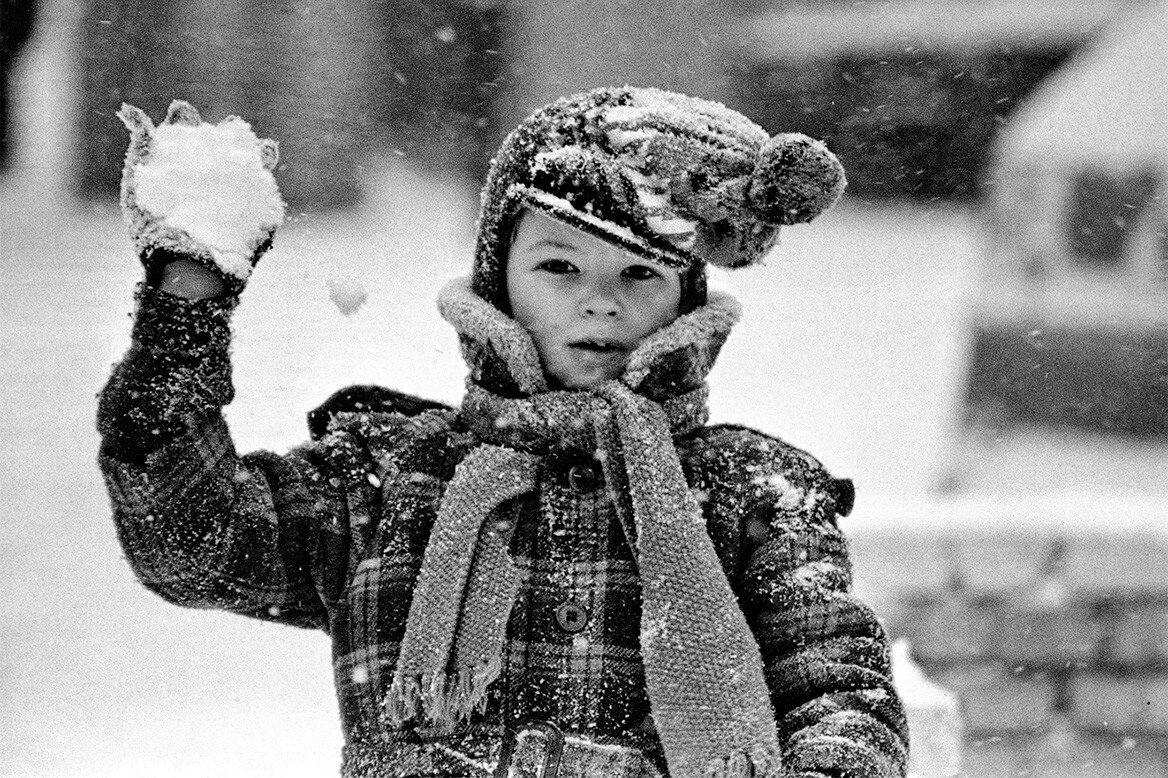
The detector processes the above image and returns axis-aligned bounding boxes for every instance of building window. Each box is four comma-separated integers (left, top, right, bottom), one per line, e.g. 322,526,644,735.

1066,169,1159,266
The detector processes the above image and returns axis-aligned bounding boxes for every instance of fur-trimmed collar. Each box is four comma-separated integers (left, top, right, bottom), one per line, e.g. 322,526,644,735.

436,276,741,402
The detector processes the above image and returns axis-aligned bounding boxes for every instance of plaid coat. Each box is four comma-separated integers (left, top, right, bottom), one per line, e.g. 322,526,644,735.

98,286,908,776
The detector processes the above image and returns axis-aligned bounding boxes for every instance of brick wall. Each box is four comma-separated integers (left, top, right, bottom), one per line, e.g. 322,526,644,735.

850,524,1168,776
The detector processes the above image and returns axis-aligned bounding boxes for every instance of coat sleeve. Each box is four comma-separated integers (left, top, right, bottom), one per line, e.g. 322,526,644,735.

97,285,355,630
700,428,909,777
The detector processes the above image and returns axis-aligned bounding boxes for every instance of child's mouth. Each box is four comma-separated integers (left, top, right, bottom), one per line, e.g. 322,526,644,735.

569,339,628,354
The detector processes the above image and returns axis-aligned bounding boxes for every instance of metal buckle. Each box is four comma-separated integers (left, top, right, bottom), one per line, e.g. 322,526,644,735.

493,720,564,778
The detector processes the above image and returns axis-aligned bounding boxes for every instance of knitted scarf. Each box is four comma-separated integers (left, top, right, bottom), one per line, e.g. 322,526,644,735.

383,279,782,776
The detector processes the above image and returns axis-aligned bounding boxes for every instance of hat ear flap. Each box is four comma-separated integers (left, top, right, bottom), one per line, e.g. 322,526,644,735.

748,133,846,225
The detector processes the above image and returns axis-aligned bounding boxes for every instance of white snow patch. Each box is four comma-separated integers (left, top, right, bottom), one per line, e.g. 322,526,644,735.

891,639,964,777
792,560,836,588
522,188,641,245
605,128,655,149
753,471,806,511
133,117,286,279
597,95,760,140
645,214,697,244
640,602,672,645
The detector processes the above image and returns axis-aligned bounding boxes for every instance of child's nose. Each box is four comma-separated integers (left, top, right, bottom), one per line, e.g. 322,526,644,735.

579,289,620,317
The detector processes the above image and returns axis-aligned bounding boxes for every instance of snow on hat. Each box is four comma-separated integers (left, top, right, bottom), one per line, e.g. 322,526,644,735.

472,86,846,312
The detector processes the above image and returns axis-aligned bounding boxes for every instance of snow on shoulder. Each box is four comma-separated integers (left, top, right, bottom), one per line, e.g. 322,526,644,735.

132,114,286,279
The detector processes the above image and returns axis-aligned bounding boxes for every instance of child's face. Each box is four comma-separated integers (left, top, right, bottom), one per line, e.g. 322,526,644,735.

506,209,682,390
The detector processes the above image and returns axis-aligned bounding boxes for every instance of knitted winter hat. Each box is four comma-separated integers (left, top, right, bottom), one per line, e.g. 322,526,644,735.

472,86,846,313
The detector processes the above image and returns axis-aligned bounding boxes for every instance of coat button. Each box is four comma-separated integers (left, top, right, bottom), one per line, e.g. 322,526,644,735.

567,461,599,492
555,601,589,633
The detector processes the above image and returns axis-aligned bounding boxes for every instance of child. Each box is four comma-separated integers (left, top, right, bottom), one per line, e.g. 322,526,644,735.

99,88,908,777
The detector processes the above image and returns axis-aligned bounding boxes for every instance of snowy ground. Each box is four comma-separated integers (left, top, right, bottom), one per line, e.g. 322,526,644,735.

3,11,1167,778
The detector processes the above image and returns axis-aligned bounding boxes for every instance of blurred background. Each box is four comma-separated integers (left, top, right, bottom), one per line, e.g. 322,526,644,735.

1,0,1165,774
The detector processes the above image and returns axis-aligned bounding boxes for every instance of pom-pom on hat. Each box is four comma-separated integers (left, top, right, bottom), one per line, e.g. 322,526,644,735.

472,86,846,312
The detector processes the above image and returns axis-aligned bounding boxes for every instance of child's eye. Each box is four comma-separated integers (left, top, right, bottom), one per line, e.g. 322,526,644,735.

623,264,661,281
536,259,578,274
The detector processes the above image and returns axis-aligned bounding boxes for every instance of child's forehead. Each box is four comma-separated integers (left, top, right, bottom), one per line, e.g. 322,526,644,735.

510,208,674,269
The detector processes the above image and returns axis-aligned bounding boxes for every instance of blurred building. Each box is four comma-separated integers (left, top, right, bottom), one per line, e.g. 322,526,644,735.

851,515,1168,775
371,0,506,182
494,0,724,135
834,7,1168,772
720,0,1130,200
76,0,506,209
1,0,38,171
966,0,1167,437
78,0,381,208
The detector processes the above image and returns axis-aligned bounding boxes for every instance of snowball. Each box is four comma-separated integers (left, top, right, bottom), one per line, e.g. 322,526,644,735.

133,117,286,279
327,278,368,316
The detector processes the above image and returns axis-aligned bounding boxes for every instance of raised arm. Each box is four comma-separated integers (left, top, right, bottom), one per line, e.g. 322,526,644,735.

97,101,351,629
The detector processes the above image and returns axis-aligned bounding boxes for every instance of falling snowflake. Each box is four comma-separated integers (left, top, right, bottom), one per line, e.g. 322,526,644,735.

327,278,368,316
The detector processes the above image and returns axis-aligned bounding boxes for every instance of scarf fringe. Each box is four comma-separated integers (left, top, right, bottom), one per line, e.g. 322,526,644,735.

382,655,502,732
702,746,784,778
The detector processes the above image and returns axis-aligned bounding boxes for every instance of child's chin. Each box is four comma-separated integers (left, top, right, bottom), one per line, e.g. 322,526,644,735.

549,368,622,391
545,350,629,390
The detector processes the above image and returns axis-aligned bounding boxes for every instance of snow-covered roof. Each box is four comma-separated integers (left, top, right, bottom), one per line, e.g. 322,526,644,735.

996,0,1168,168
736,0,1117,59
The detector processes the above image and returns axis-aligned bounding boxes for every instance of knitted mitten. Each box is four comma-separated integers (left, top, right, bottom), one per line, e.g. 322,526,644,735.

117,99,286,295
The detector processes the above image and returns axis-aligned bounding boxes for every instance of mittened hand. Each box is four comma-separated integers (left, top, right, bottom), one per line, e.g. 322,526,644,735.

118,99,286,295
